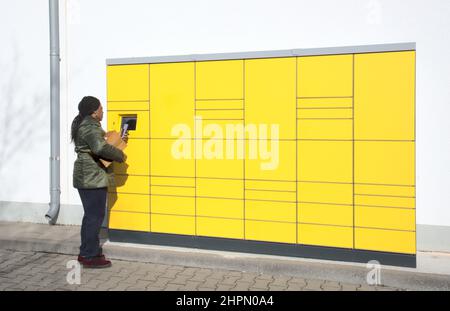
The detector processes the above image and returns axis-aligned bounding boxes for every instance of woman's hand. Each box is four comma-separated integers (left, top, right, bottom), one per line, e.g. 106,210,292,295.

122,131,129,144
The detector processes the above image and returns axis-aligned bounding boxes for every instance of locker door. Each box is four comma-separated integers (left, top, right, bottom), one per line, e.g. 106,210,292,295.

245,57,296,140
196,60,244,99
151,139,195,177
297,140,353,183
354,51,416,255
150,62,195,139
297,54,353,97
195,60,245,240
107,64,149,101
113,139,149,176
355,141,414,187
354,51,415,140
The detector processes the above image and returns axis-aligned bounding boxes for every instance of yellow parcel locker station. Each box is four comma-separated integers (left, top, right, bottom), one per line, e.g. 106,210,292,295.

106,43,416,267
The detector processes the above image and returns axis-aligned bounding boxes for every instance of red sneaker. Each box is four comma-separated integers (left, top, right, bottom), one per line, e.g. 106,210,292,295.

78,253,104,262
80,256,112,269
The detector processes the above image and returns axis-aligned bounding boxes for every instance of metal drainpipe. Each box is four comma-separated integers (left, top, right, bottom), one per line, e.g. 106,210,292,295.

45,0,60,225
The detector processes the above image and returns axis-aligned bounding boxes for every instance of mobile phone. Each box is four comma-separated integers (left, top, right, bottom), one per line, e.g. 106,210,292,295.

121,123,129,139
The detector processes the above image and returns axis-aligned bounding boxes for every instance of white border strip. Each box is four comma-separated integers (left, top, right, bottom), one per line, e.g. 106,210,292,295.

106,42,416,65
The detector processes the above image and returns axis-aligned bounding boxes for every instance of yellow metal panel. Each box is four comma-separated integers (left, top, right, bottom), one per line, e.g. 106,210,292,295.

151,195,195,216
297,98,353,108
107,110,149,139
113,139,149,175
196,197,244,219
355,51,415,140
297,140,352,183
150,62,195,138
198,120,245,140
108,211,150,232
355,228,416,254
355,195,415,209
245,57,296,139
196,109,243,120
355,141,414,185
107,193,149,213
150,176,195,187
245,220,296,244
298,224,353,248
151,214,195,235
355,206,415,231
196,100,244,110
150,139,195,177
245,190,296,202
196,178,243,199
197,217,244,239
107,101,149,111
196,60,244,99
354,184,415,197
298,119,352,140
297,54,353,97
245,200,296,222
246,140,296,181
298,182,353,205
298,203,353,227
151,185,195,197
297,108,352,119
107,64,149,101
196,143,244,179
245,180,296,192
108,175,149,194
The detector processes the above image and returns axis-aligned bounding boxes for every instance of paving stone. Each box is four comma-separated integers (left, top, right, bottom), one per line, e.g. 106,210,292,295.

169,274,191,285
340,284,360,291
221,275,241,286
179,280,202,291
231,281,252,291
268,285,287,291
256,273,274,281
161,268,181,279
303,279,325,290
271,275,293,287
251,279,272,289
238,272,259,283
197,287,216,291
152,277,173,288
177,267,200,276
164,283,183,291
357,285,377,291
216,284,234,291
286,283,306,291
0,249,410,292
146,286,165,291
288,277,307,286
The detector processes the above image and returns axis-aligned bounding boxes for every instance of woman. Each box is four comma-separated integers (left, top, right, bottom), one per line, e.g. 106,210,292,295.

71,96,127,268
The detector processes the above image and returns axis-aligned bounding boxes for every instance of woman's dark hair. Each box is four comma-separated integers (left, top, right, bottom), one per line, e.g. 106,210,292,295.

70,96,101,143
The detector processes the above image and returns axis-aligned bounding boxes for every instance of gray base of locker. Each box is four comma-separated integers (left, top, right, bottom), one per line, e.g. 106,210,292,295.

108,229,416,268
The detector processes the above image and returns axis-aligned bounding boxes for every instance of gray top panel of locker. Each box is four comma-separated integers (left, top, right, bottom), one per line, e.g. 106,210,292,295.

106,42,416,65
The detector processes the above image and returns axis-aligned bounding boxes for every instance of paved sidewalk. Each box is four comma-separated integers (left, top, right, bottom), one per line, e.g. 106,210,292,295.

1,221,450,291
0,249,399,291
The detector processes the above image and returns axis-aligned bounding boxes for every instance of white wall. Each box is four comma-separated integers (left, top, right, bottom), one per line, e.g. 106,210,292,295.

0,0,449,227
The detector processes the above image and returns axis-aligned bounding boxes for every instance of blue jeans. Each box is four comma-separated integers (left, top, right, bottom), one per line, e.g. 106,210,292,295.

77,187,107,259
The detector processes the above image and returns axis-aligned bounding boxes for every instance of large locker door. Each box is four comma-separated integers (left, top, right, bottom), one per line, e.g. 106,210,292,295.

149,62,196,235
244,57,297,244
195,60,245,239
354,52,416,254
297,54,354,249
106,64,150,232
